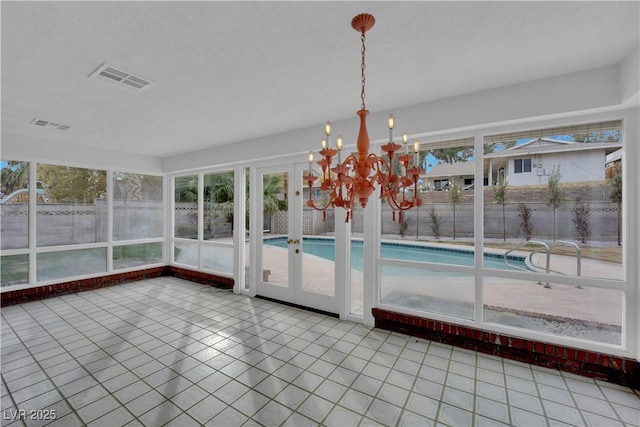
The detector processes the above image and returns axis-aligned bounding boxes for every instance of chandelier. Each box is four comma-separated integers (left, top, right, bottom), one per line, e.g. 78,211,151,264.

306,13,425,222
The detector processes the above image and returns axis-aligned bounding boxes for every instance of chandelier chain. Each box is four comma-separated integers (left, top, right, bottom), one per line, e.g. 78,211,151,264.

360,31,366,111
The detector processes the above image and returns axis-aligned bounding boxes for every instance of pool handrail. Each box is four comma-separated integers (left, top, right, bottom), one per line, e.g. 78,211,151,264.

505,240,583,288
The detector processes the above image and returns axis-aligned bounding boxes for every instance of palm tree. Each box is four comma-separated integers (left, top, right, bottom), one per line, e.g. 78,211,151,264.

174,176,198,202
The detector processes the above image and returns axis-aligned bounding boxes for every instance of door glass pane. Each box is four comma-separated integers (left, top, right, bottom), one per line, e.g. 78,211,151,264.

301,163,335,297
244,167,250,290
36,164,107,247
1,160,29,249
174,175,198,239
262,171,288,286
301,237,335,296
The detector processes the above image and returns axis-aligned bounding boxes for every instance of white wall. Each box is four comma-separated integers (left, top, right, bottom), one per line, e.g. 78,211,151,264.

506,150,606,186
1,132,163,174
164,64,625,173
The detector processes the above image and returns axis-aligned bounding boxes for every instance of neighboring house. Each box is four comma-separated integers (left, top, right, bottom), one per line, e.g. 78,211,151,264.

421,138,621,189
483,138,622,186
423,162,475,191
605,148,622,179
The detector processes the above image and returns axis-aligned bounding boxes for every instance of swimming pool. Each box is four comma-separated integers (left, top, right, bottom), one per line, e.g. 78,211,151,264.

264,237,527,271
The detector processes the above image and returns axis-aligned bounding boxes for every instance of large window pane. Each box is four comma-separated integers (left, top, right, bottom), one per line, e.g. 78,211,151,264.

203,244,233,275
113,243,162,270
203,171,234,242
1,255,29,287
381,264,474,320
37,248,106,282
114,173,163,240
36,164,107,247
483,276,622,345
382,138,475,252
174,175,198,239
1,160,29,249
483,123,623,281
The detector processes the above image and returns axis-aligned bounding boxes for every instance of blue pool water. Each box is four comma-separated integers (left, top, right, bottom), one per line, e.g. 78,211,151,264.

264,237,526,271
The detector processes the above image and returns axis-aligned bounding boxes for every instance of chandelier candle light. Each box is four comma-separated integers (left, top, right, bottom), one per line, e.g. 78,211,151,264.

306,13,425,222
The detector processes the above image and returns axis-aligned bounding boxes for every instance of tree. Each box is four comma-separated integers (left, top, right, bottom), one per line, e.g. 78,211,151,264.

174,175,198,202
518,203,534,241
547,165,564,241
36,165,106,202
431,147,474,164
0,161,29,196
493,179,508,241
572,199,590,244
609,164,622,246
429,207,441,239
572,130,621,143
449,183,462,240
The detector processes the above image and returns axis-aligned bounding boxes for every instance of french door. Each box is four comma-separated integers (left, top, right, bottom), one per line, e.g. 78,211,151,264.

255,163,338,314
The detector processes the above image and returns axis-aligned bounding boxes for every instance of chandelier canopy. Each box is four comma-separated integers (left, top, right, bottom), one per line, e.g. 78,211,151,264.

306,13,425,222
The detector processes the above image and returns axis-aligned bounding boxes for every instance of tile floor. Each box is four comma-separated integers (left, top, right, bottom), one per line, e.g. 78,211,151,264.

1,277,638,427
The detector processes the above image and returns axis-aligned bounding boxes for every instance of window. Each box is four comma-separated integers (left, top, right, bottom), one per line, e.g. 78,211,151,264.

514,158,532,173
379,138,475,319
482,120,624,345
113,173,163,240
36,164,107,247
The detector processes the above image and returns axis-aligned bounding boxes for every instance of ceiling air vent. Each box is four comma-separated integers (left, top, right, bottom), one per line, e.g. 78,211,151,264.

88,63,152,93
30,118,72,131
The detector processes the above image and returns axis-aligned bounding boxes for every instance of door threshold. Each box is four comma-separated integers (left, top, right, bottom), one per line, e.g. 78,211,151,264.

255,295,339,318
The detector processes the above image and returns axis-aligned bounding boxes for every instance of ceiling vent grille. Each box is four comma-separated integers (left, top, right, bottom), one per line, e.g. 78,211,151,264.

30,118,72,131
88,63,152,93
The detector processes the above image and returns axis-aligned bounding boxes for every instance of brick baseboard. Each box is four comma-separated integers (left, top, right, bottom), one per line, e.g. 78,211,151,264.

1,266,234,307
373,308,639,389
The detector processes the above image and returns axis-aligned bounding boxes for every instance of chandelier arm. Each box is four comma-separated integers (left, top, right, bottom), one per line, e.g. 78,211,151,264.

305,190,334,212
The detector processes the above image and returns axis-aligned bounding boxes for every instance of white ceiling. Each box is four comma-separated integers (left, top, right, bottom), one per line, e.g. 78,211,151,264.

2,1,639,158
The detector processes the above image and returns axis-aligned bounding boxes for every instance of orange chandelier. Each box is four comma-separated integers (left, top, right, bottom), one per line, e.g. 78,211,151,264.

306,13,424,222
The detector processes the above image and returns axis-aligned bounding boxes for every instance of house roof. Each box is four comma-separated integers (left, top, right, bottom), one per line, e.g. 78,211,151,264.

606,148,623,163
425,162,475,179
484,138,622,159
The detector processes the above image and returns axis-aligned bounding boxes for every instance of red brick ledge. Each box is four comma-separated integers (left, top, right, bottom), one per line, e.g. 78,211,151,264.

166,266,234,289
1,266,233,307
372,308,639,389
